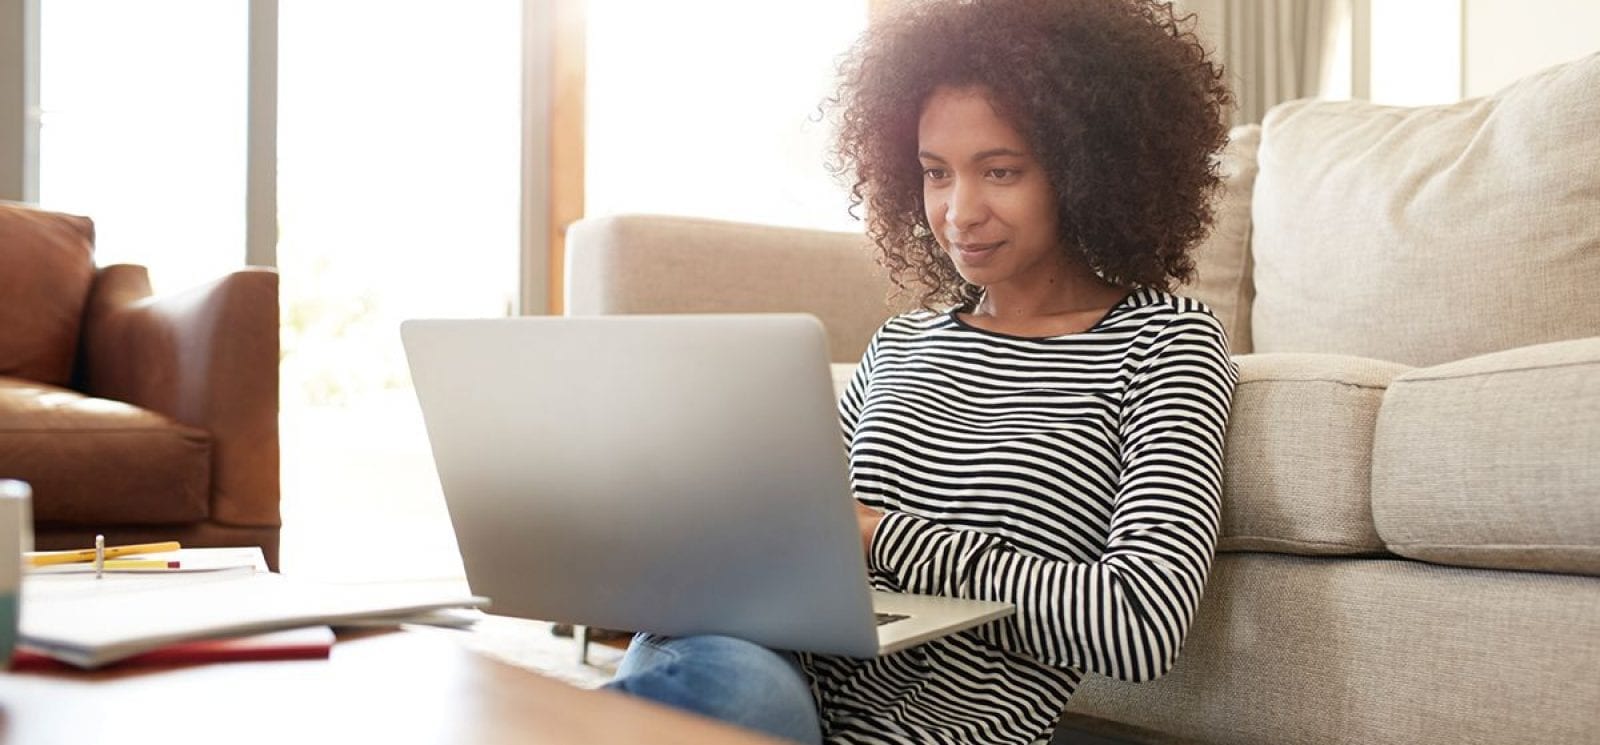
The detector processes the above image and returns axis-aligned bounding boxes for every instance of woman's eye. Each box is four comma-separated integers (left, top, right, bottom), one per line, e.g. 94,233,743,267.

923,167,948,181
987,168,1017,180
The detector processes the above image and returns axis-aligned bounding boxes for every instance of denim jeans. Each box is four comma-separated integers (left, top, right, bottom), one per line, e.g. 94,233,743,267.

603,633,823,744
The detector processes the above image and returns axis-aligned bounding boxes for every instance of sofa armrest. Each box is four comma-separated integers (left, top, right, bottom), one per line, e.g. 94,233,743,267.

565,214,896,362
1372,335,1600,577
1219,353,1412,556
77,265,280,528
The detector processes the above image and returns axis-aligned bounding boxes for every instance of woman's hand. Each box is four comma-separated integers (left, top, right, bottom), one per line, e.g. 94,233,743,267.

855,502,884,557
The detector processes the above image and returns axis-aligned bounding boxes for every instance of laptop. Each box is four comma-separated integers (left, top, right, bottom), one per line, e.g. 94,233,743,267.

400,314,1013,657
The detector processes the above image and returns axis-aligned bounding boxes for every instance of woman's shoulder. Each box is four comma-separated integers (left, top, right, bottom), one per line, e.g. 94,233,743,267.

1119,287,1217,317
1112,288,1228,336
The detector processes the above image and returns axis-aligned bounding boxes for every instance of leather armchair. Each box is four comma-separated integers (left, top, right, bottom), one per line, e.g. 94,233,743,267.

0,202,281,568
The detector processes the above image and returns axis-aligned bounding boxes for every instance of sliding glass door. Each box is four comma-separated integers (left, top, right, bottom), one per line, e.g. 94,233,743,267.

275,0,521,581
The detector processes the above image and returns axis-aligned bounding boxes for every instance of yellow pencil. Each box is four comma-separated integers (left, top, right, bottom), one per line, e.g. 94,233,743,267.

94,559,181,570
29,559,182,572
25,540,182,567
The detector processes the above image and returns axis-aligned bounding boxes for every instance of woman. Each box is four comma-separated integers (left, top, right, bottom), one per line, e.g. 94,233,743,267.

605,1,1238,743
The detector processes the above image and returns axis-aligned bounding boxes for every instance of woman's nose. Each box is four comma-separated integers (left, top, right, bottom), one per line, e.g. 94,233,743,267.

945,178,988,230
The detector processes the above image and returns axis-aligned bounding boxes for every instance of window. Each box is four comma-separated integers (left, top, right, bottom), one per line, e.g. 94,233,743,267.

1370,0,1461,105
276,0,522,581
584,0,868,232
38,0,247,293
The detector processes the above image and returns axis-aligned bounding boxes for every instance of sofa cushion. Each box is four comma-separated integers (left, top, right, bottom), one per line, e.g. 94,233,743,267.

1250,52,1600,367
1218,353,1409,555
0,376,211,524
1372,337,1600,577
1181,124,1259,355
1067,554,1600,745
566,214,893,363
0,203,97,387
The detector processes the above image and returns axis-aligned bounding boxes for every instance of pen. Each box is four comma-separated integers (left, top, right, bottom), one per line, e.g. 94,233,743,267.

25,540,183,567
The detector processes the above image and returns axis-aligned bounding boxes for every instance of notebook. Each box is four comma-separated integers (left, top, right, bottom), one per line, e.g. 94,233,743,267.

20,565,486,668
10,625,335,671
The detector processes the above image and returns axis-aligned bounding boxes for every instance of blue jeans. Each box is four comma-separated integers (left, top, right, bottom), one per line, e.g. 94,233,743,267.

603,634,823,744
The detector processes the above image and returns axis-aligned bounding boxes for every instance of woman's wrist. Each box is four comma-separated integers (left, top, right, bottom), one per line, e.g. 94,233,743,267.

855,502,884,557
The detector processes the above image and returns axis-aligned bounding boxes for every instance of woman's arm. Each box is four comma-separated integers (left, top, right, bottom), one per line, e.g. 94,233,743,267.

868,313,1237,682
838,327,880,443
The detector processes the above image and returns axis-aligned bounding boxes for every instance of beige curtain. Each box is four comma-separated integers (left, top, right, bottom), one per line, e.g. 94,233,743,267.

1184,0,1350,125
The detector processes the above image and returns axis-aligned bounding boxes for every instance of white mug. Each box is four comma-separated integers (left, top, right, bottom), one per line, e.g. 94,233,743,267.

0,479,32,668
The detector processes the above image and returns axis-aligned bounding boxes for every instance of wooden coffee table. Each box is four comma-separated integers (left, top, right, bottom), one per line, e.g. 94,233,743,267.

0,627,787,744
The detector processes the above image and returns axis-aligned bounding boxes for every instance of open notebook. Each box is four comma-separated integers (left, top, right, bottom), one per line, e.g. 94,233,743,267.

19,551,486,668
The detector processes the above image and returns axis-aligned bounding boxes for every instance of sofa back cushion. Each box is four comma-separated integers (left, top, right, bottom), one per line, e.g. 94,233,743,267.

0,203,96,387
1180,124,1259,355
1250,52,1600,367
566,214,893,362
1217,353,1408,555
1373,336,1600,577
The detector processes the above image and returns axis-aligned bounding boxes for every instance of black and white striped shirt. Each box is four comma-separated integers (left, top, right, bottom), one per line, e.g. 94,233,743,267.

801,288,1238,745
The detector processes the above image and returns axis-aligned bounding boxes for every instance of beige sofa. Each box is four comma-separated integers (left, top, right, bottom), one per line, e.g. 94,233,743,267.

564,52,1600,745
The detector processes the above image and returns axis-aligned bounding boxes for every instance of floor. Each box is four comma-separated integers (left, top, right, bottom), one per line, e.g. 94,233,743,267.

277,391,468,585
455,614,624,689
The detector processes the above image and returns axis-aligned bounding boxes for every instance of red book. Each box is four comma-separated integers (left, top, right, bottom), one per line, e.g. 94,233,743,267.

9,625,335,671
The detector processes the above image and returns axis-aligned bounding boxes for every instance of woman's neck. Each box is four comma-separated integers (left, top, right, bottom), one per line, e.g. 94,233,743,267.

971,269,1127,321
959,267,1130,338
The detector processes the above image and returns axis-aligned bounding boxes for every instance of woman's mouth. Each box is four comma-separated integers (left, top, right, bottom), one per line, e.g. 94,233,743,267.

953,241,1004,262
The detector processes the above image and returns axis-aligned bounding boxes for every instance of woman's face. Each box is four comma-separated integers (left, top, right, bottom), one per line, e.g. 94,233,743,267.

917,85,1066,291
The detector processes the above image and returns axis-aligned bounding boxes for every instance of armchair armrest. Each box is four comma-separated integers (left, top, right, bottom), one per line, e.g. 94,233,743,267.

565,214,896,362
77,265,280,529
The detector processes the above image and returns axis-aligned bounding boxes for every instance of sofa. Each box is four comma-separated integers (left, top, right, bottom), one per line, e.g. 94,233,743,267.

564,51,1600,744
0,202,282,568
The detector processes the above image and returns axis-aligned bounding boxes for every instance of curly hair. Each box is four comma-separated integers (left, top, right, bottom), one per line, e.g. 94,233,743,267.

830,0,1232,310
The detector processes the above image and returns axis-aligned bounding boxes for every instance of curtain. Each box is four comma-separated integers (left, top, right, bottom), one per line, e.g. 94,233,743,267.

1184,0,1351,125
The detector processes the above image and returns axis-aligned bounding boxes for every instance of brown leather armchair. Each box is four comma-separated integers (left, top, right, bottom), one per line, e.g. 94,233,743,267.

0,202,281,568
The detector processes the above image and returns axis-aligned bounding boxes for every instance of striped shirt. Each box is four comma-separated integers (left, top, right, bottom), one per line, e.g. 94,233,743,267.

800,288,1238,745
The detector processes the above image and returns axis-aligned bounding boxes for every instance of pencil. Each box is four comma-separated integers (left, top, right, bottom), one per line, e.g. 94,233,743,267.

28,559,182,572
25,541,182,567
95,560,182,570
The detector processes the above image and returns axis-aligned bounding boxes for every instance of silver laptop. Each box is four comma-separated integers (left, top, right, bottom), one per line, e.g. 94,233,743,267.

400,314,1013,657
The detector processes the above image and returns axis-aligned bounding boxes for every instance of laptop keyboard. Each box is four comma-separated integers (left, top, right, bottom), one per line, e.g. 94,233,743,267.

875,612,909,626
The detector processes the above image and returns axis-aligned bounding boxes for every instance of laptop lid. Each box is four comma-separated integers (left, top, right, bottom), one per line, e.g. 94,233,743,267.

401,314,881,657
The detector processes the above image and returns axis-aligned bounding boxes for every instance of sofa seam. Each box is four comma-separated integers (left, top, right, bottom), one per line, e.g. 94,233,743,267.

1221,535,1383,550
1385,541,1600,551
1395,358,1600,383
1235,377,1393,391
